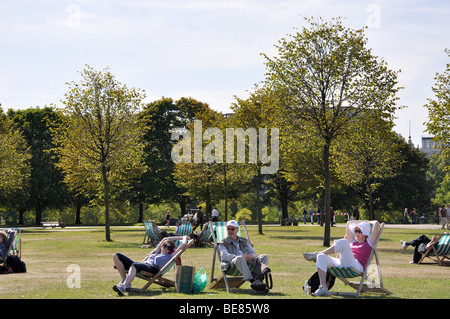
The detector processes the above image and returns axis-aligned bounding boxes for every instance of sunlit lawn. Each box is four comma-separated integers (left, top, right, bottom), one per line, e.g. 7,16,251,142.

0,224,448,299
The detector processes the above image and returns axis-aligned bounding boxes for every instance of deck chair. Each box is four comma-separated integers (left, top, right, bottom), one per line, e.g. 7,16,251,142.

327,220,391,297
136,236,195,292
0,228,21,267
418,232,450,266
209,221,253,293
141,220,163,248
194,225,213,247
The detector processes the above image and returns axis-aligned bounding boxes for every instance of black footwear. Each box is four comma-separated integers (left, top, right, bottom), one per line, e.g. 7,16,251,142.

250,279,267,291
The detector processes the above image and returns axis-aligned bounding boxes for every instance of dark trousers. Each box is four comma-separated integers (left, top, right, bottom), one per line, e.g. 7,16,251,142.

405,235,431,263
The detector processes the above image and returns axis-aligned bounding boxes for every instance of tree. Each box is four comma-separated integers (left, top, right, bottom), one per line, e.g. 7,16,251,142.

134,97,211,220
0,108,31,222
52,66,146,241
425,48,450,166
262,17,401,246
8,107,68,225
0,108,30,193
333,114,402,219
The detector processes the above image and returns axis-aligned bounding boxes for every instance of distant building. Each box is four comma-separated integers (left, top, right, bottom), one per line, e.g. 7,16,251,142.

420,136,439,157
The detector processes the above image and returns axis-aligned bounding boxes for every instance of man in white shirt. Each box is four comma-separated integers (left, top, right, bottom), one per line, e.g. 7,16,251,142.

212,207,219,221
219,220,268,291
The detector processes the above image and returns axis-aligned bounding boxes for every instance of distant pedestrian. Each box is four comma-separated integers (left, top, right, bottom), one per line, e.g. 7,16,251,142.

403,208,409,224
439,205,448,230
165,210,171,227
212,206,219,222
303,208,307,225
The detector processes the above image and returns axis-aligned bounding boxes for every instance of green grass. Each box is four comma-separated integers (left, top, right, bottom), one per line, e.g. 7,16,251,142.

1,224,448,299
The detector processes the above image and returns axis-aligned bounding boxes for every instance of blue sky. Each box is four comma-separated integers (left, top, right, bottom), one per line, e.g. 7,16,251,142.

1,0,449,147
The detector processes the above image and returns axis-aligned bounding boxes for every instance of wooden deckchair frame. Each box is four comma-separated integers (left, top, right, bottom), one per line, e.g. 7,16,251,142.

209,221,251,293
418,232,450,266
135,236,194,293
328,220,391,297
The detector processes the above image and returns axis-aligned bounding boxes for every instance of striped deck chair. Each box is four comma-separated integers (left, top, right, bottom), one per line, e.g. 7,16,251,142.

209,221,253,293
175,222,193,247
327,220,391,297
0,228,21,265
135,236,195,292
195,224,213,247
418,232,450,266
141,220,163,248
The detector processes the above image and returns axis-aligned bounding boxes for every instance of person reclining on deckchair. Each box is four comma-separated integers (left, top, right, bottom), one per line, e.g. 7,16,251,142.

113,236,189,296
0,230,16,262
219,220,269,292
400,234,439,264
303,221,373,297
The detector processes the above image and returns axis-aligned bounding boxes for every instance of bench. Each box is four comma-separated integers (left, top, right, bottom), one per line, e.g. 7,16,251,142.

41,221,65,228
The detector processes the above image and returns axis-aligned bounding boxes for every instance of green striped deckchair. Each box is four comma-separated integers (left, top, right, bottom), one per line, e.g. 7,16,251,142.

418,232,450,266
175,222,193,247
327,220,391,297
177,222,193,237
195,224,213,247
208,221,251,292
141,220,163,247
135,236,194,292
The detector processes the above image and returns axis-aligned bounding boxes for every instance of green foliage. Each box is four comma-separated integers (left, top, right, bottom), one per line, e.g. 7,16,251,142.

52,65,147,240
0,108,31,195
235,207,252,222
425,49,450,163
262,205,280,222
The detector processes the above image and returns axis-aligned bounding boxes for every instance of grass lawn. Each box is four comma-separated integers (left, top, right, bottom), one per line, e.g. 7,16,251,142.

0,224,448,299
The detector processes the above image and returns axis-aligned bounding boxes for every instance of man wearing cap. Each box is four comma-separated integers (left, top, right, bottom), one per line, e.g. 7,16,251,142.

219,220,269,291
303,221,373,297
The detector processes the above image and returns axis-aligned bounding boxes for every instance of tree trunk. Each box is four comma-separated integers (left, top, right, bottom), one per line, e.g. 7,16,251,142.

256,171,263,235
368,182,374,220
323,141,331,247
137,201,144,224
75,202,82,224
102,164,112,242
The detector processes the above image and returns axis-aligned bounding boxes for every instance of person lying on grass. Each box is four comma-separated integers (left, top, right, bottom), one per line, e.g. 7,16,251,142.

112,235,189,296
303,222,373,297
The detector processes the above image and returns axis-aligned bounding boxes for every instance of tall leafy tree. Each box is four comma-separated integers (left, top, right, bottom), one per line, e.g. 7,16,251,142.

0,108,31,222
425,49,450,166
52,66,146,241
8,107,67,225
133,97,210,220
332,114,402,219
262,17,401,246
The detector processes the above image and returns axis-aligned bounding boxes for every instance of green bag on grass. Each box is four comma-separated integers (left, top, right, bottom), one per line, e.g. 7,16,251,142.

192,267,207,293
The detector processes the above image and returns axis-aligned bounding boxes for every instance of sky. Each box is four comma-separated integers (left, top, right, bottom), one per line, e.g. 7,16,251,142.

1,0,449,147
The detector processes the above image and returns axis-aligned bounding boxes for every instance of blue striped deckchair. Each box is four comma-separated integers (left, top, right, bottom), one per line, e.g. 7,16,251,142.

136,236,194,292
327,220,391,297
209,221,252,292
175,222,193,247
418,232,450,266
141,220,163,247
177,222,193,237
0,228,21,262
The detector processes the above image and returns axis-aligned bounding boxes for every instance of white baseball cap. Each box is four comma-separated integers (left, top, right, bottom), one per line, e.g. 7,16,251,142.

226,220,239,228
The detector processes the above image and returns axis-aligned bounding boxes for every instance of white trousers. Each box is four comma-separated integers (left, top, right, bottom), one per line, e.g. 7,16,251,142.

315,239,363,272
230,254,269,281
